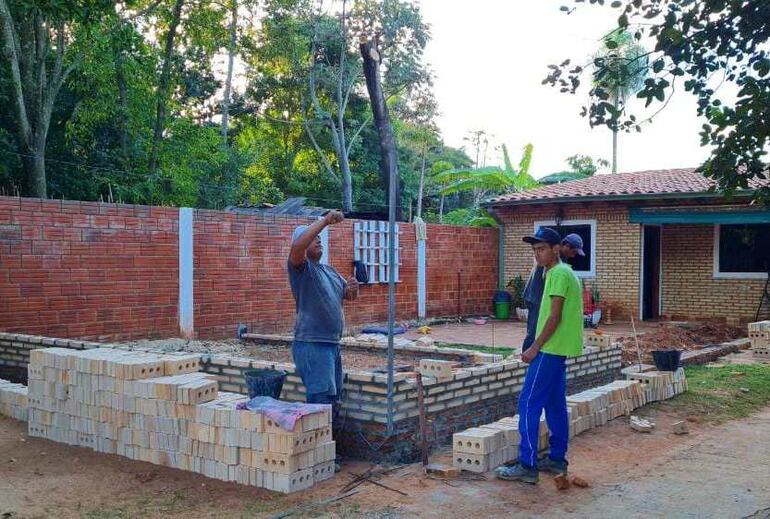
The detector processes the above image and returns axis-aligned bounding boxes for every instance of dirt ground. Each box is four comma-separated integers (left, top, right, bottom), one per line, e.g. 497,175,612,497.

616,322,745,365
122,338,423,371
2,394,769,518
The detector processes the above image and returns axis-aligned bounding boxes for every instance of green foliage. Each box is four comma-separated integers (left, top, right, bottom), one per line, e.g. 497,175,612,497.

434,143,537,205
506,275,526,308
546,0,770,201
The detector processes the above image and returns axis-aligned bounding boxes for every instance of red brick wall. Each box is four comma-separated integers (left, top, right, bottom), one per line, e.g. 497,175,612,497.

0,197,179,341
193,212,499,338
0,197,499,341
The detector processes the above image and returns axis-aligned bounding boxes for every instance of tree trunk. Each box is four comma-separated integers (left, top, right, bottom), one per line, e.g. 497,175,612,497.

148,0,184,173
221,0,237,141
612,128,618,174
439,194,444,224
339,151,353,213
416,142,426,219
360,39,401,220
21,143,46,198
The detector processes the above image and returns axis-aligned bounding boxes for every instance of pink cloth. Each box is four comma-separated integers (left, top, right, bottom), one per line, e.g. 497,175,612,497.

236,396,330,431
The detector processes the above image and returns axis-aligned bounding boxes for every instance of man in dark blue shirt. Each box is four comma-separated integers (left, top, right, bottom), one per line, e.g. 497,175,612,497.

288,210,358,404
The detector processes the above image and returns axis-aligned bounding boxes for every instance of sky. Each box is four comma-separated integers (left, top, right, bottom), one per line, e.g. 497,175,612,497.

418,0,712,178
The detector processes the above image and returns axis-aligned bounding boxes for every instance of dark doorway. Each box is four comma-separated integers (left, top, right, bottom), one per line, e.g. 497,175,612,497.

642,226,661,320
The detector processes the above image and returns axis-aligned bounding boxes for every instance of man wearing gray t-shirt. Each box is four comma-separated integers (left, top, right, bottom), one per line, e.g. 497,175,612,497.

288,210,358,405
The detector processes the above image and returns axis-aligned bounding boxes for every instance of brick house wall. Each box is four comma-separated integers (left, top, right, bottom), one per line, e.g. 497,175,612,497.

0,197,498,341
496,202,641,320
661,224,764,322
495,199,763,323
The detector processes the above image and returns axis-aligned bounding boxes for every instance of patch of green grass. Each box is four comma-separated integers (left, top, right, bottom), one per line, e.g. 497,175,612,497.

655,364,770,423
437,342,513,357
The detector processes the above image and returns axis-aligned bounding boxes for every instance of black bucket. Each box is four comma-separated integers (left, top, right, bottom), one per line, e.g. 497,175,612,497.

652,350,682,372
244,369,288,399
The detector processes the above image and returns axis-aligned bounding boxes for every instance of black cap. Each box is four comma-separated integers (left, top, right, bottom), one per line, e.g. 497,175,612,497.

523,227,561,246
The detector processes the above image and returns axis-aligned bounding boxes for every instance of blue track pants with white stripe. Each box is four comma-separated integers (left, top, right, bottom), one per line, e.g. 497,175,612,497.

517,351,568,469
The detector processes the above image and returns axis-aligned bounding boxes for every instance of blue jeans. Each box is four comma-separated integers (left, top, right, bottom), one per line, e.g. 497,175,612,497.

517,352,568,469
522,301,540,352
291,340,343,403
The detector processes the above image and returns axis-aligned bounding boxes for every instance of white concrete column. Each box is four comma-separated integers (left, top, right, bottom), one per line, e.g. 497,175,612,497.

417,239,426,319
179,208,194,338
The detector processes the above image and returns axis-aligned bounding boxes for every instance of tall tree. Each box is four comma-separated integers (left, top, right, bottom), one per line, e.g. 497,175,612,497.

593,29,648,173
0,0,110,197
545,0,770,200
148,0,185,174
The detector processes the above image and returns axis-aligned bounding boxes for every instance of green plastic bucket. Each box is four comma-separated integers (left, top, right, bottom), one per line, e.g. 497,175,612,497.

494,301,511,320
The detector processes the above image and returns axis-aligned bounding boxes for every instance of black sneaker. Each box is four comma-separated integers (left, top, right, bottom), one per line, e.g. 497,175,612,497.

538,457,568,475
494,463,539,484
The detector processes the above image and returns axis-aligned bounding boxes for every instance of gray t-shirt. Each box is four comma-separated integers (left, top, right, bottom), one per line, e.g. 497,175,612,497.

288,260,347,343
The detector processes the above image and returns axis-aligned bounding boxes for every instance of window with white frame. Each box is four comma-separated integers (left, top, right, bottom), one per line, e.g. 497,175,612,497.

533,219,596,277
354,221,401,283
713,224,770,278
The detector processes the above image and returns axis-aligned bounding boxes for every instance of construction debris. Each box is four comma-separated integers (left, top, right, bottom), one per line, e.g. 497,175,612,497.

21,347,335,494
671,420,689,435
424,463,460,479
570,475,590,488
630,416,655,433
452,369,687,473
554,473,571,490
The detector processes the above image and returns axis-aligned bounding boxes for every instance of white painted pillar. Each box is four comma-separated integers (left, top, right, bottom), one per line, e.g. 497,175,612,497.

179,208,194,338
417,239,426,319
319,217,329,265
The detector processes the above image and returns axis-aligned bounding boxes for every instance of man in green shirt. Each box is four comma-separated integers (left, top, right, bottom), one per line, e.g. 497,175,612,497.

496,227,584,484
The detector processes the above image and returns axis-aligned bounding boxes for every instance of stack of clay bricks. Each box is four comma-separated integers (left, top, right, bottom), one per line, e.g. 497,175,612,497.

453,412,566,473
567,380,647,436
0,378,28,421
453,370,687,473
418,359,459,382
748,321,770,362
24,347,335,493
583,332,614,350
626,368,687,402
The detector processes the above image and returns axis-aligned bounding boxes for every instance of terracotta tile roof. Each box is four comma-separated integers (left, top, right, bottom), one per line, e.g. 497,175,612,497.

485,168,766,206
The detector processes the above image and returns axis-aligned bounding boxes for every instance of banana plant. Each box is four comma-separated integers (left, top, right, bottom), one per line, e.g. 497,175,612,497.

434,143,538,208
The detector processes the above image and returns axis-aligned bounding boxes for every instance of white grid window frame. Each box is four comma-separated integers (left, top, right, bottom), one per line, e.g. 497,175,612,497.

533,218,597,279
354,221,401,283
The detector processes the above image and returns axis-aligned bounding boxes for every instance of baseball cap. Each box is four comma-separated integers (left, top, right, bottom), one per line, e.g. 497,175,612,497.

522,227,561,246
291,225,309,243
561,233,586,256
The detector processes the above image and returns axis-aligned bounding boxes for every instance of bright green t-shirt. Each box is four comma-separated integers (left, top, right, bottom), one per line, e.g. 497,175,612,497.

536,262,584,357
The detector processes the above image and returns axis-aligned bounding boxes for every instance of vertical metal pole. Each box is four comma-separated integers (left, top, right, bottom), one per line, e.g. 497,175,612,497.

386,161,397,434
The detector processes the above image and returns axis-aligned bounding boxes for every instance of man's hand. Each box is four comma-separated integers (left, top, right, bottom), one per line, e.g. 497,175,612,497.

344,275,359,301
325,210,344,225
521,347,539,364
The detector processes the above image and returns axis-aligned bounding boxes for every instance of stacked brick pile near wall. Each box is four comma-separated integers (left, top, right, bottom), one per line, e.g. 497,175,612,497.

453,369,687,473
24,347,336,493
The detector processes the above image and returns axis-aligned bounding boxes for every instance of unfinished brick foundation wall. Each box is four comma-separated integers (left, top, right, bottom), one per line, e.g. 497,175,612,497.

0,332,621,462
661,225,764,322
0,196,497,341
